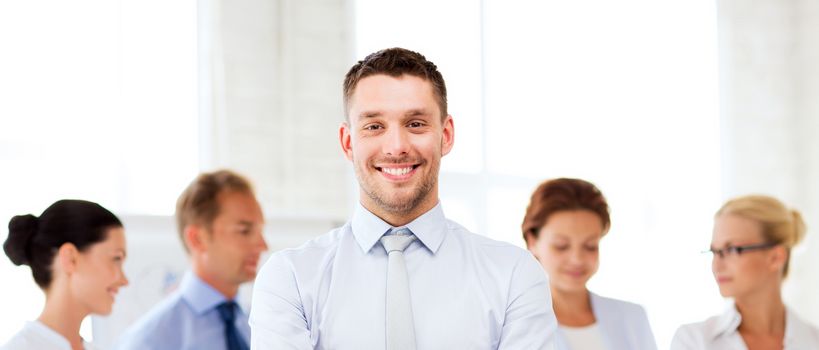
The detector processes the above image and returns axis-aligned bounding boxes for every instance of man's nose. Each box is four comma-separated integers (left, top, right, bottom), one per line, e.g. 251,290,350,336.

383,126,410,156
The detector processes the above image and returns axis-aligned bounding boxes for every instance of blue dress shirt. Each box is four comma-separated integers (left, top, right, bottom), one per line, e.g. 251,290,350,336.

249,203,557,349
117,272,250,350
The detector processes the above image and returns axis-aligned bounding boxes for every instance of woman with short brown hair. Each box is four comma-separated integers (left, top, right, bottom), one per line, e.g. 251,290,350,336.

523,178,657,350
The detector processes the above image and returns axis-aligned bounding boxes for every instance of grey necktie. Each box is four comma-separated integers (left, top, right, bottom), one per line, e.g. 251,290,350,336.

380,228,418,350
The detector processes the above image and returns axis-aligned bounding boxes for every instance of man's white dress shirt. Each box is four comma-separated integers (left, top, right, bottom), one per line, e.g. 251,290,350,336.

250,203,557,349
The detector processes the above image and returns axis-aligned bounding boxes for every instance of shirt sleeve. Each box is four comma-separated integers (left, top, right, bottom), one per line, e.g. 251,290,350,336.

249,253,313,350
114,324,161,350
497,250,558,350
115,316,183,350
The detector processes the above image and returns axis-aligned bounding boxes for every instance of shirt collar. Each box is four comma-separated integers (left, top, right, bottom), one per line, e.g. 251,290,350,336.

179,271,243,316
351,202,448,254
709,300,742,340
710,300,810,344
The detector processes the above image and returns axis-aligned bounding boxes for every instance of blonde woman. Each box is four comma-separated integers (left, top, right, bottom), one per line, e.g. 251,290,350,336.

672,195,819,349
522,178,657,350
2,200,129,350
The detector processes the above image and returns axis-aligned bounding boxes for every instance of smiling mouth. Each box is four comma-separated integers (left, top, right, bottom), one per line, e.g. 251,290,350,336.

376,164,420,176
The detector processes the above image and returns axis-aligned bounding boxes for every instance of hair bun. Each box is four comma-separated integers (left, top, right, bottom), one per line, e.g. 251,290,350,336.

790,209,807,246
4,214,39,266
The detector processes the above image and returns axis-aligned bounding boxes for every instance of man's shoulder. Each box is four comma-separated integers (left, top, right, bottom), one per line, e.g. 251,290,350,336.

117,292,189,348
273,224,348,259
446,219,530,261
257,224,349,275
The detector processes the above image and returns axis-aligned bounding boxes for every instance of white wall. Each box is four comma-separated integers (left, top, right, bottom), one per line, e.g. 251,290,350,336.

92,0,357,346
0,0,200,343
718,0,819,327
199,0,355,223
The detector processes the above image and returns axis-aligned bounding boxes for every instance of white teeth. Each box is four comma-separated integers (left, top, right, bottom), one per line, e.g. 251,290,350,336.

382,167,413,176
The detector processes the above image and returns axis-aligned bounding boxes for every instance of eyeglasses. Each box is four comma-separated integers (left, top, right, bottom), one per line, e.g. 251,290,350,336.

704,242,779,259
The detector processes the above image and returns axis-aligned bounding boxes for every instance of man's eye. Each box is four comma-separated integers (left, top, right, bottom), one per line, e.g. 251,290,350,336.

364,124,382,131
408,121,424,128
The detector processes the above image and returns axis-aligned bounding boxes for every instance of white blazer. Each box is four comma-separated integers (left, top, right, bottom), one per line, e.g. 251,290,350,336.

671,303,819,350
555,293,658,350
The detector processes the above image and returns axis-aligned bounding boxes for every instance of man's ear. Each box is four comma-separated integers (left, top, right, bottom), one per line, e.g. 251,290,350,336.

340,121,354,161
56,242,79,274
441,115,455,156
184,224,207,253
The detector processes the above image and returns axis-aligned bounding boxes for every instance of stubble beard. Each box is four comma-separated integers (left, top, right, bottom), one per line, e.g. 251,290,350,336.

357,156,440,217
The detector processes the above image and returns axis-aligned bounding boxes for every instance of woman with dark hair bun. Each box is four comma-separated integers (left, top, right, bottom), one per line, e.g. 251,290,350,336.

522,178,657,350
2,199,129,350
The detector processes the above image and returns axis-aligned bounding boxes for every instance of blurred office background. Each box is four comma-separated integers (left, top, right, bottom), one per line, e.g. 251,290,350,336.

1,0,818,348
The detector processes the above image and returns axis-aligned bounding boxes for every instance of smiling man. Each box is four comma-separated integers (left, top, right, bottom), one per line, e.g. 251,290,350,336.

250,48,557,349
118,170,268,350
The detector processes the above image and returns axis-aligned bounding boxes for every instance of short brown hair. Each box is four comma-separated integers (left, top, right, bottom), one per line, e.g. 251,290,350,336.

175,169,255,249
343,47,448,119
521,178,611,243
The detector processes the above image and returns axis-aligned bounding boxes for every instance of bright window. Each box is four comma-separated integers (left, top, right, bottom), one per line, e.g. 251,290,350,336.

0,0,198,341
355,1,721,347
